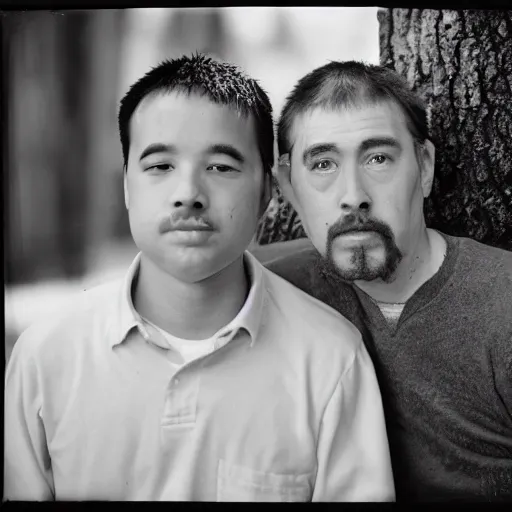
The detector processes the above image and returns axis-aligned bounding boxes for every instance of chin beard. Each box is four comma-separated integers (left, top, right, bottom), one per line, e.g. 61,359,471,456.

320,216,403,284
320,243,402,284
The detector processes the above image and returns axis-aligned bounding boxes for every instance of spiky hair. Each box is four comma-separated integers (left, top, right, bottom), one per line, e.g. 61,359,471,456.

277,60,430,156
118,53,274,175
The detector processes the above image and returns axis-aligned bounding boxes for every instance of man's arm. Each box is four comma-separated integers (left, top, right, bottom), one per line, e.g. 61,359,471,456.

4,332,55,501
312,341,395,502
492,331,512,422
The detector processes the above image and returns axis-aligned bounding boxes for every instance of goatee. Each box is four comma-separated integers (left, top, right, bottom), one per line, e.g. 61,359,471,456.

320,213,403,284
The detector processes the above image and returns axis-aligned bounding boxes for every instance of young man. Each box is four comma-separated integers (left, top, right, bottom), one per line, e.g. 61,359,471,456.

4,55,394,502
255,61,512,502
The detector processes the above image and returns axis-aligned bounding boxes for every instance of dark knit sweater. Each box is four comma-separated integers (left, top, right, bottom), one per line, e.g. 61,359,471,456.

261,233,512,502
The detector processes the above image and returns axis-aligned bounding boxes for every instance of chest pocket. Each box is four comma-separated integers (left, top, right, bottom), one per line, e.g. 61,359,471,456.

217,459,313,502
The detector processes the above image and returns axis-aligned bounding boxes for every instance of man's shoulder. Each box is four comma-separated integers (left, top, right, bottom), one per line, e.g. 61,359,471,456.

251,239,366,334
451,234,512,290
456,235,512,265
440,234,512,342
261,263,363,356
259,240,319,284
11,278,124,362
252,238,333,298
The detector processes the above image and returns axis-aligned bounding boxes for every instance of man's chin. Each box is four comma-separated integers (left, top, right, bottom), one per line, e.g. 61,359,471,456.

333,265,385,283
318,254,396,284
322,227,403,284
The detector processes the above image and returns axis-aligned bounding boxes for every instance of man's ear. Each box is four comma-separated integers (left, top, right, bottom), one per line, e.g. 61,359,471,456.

419,139,436,198
276,153,301,213
123,166,130,210
257,169,271,217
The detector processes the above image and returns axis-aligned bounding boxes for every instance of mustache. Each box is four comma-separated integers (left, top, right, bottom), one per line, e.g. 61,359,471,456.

327,214,394,242
159,212,215,233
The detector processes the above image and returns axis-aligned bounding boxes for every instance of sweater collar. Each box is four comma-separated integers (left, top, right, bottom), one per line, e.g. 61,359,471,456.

353,231,460,326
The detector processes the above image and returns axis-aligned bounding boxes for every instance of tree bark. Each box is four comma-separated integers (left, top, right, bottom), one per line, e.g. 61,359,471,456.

380,8,512,250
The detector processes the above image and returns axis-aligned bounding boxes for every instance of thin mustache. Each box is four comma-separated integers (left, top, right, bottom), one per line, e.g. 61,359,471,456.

160,214,214,233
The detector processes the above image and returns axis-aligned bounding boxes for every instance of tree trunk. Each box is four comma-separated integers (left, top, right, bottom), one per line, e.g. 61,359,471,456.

5,12,69,284
54,11,91,278
4,11,130,285
83,10,127,257
4,11,93,284
380,8,512,250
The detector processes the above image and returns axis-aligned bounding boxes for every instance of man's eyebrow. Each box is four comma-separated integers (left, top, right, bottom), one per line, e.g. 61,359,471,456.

139,143,176,161
359,137,402,153
206,144,246,164
302,143,339,165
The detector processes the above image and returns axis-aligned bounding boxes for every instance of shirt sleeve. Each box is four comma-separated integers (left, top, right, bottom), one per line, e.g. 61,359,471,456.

4,332,55,501
312,341,395,502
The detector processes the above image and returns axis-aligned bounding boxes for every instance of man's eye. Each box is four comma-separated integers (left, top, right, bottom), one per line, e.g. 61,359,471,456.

208,164,239,173
311,160,337,172
146,164,171,172
367,155,389,166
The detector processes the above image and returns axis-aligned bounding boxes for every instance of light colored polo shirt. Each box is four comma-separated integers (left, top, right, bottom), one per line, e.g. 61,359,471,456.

5,251,395,502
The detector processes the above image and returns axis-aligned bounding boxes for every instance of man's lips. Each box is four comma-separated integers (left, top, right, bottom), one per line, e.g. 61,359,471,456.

164,215,215,232
169,223,213,232
337,229,379,237
334,229,383,245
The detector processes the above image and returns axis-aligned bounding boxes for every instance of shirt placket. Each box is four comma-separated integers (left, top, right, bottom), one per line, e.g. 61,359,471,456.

138,321,240,428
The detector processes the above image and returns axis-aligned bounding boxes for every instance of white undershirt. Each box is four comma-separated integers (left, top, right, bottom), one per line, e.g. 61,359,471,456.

374,301,405,328
142,317,217,365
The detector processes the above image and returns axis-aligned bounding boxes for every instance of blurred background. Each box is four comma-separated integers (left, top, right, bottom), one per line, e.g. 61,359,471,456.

3,7,380,362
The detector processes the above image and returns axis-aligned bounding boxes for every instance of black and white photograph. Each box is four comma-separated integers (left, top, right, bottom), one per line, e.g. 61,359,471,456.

3,5,512,503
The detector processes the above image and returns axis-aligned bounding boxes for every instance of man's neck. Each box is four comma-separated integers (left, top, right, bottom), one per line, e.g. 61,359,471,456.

134,255,249,340
354,228,447,304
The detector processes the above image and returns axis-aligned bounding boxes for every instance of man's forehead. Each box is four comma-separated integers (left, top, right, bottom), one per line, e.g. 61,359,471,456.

132,88,248,124
132,89,176,121
127,90,261,161
291,100,409,149
130,89,256,139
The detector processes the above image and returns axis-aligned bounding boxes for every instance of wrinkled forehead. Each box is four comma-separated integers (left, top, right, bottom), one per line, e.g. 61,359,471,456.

288,99,411,154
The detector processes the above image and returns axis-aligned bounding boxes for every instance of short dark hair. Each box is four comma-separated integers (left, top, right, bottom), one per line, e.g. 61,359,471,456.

277,60,430,156
118,53,274,176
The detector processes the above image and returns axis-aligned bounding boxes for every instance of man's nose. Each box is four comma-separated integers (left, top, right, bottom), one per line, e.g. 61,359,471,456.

338,166,371,215
169,170,208,211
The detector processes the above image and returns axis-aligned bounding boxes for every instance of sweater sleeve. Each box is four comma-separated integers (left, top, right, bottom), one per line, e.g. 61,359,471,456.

4,331,55,501
312,342,395,502
492,330,512,422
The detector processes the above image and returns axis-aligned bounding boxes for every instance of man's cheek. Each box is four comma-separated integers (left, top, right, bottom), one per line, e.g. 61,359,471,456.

227,204,238,221
233,192,260,218
222,203,253,235
305,219,329,256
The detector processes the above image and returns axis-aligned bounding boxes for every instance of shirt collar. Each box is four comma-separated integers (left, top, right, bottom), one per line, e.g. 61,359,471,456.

112,251,266,348
111,252,144,348
215,250,265,346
